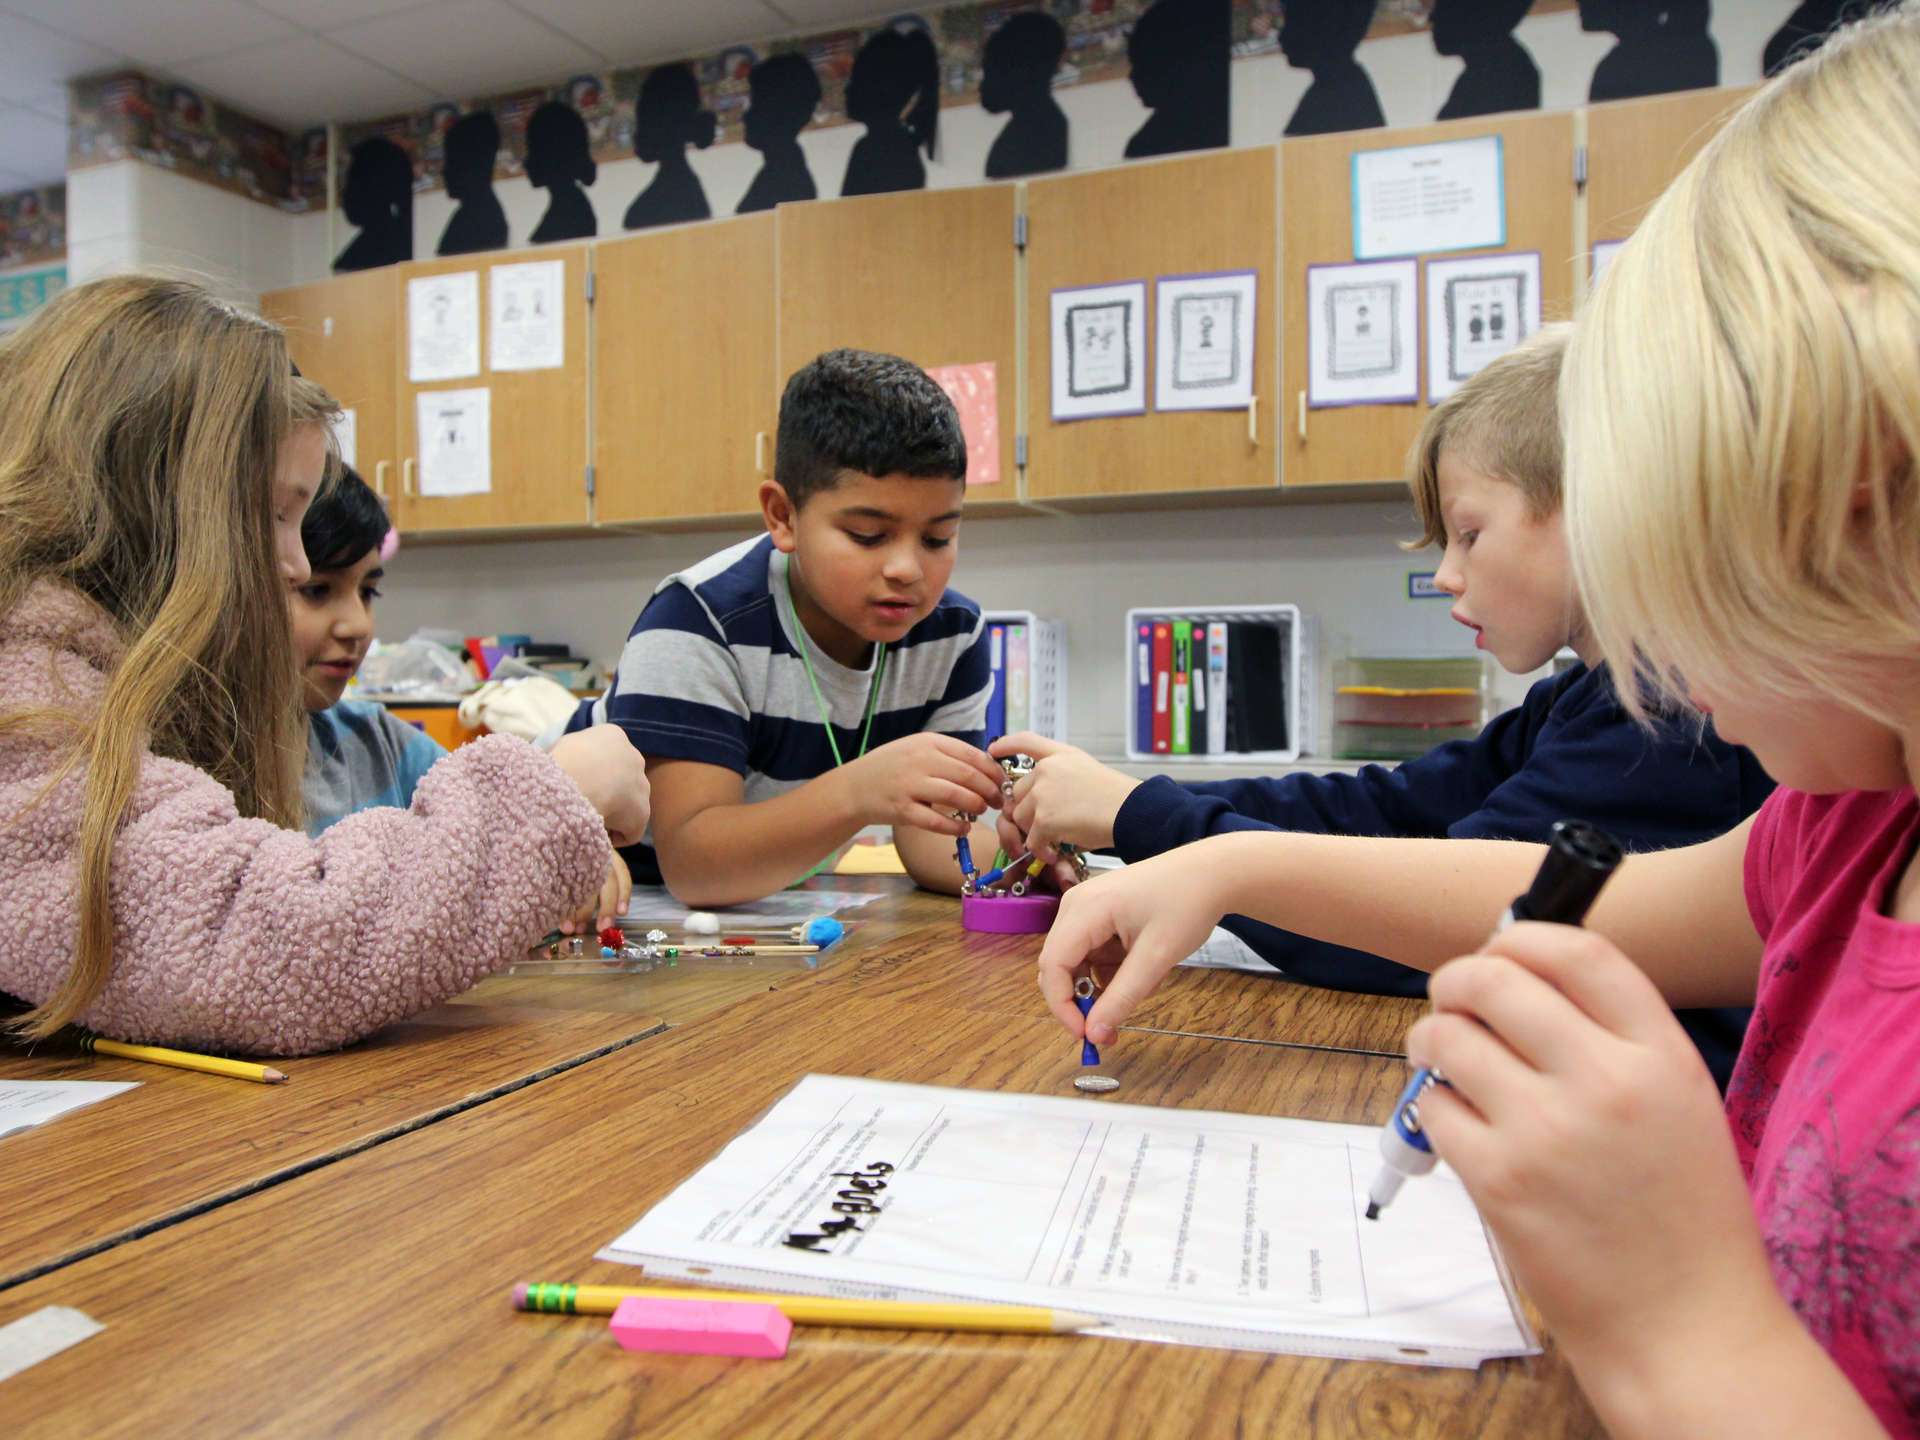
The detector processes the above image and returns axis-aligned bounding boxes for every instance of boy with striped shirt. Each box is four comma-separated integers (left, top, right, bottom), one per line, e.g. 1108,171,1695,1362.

567,349,1004,906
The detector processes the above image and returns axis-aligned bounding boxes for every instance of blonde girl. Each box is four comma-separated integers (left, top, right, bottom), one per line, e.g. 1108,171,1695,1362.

1032,10,1920,1432
0,275,649,1055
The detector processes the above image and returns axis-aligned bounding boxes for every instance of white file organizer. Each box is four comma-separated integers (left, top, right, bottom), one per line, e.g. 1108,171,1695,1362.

1124,604,1314,763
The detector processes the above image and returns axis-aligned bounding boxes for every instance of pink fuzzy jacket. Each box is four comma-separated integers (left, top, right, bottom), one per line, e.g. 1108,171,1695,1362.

0,582,611,1055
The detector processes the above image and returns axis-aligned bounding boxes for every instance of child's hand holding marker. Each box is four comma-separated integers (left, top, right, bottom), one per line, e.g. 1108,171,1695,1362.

1034,845,1230,1044
1407,924,1802,1425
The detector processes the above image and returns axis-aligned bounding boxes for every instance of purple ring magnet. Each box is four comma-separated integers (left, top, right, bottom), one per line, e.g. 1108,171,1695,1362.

961,891,1060,934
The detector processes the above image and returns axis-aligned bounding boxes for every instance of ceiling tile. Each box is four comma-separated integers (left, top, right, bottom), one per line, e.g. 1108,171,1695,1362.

172,34,436,130
513,0,786,64
0,0,299,67
325,0,601,96
758,0,903,30
0,11,122,114
0,101,68,185
249,0,440,24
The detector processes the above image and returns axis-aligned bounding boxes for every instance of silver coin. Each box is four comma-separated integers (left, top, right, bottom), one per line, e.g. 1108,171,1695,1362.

1073,1075,1120,1094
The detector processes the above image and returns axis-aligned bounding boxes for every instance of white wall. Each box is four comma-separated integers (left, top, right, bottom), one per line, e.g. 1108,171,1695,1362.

67,159,302,307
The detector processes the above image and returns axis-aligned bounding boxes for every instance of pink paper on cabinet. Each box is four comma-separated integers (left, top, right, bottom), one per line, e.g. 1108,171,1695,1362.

926,361,1001,486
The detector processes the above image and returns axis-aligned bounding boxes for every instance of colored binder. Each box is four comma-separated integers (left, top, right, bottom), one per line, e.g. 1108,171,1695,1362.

1206,622,1230,754
986,623,1007,741
1225,621,1288,753
1006,625,1030,734
1134,621,1154,754
1151,621,1172,755
1189,622,1209,755
1171,620,1192,755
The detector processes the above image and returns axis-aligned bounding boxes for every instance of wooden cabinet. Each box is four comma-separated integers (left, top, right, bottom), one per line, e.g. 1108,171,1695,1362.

262,269,399,505
1586,85,1758,248
776,185,1020,494
593,214,776,525
1280,111,1577,490
1024,149,1278,502
393,245,592,534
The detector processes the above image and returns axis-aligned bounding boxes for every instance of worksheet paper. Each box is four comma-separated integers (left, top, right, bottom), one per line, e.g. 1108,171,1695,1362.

1154,271,1257,413
407,271,480,382
602,1075,1534,1368
1306,258,1419,408
1352,135,1506,260
415,386,491,497
489,259,565,372
0,1081,138,1141
1051,280,1148,420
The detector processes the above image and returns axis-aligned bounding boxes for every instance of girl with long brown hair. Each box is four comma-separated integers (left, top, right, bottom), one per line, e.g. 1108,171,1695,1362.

0,275,649,1054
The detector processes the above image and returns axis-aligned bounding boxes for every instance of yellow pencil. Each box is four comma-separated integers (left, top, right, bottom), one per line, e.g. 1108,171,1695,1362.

81,1035,286,1085
513,1282,1107,1335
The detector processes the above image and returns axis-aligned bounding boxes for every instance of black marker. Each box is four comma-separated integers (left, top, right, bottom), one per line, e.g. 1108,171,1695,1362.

1366,820,1623,1220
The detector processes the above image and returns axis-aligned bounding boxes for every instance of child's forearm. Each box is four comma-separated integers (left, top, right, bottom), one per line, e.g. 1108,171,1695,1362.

656,770,864,908
1196,830,1548,972
896,818,998,895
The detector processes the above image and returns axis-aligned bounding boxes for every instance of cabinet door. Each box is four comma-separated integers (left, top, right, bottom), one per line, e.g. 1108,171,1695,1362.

1281,111,1576,489
262,270,399,506
1587,85,1758,247
776,186,1019,492
1025,148,1278,501
394,245,591,533
593,214,776,524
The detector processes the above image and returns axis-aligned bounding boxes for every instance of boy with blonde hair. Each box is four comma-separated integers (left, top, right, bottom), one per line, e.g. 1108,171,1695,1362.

995,324,1771,1082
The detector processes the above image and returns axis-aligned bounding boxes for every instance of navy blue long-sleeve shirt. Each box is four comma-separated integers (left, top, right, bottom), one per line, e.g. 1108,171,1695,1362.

1111,663,1775,1086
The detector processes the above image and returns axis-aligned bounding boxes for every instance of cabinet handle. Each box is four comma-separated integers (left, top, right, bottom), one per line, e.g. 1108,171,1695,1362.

403,458,417,498
1297,390,1308,444
754,430,769,475
373,460,390,501
1248,395,1259,447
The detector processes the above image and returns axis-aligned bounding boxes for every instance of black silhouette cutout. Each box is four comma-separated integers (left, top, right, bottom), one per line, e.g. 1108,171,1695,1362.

1764,0,1895,75
437,111,507,256
334,137,413,272
1433,0,1540,119
841,24,940,197
525,100,597,243
1581,0,1718,102
623,64,716,231
982,12,1068,179
1124,0,1231,159
738,53,822,213
1280,0,1385,136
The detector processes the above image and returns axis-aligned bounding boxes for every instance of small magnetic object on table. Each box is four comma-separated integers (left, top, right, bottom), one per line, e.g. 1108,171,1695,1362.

1073,976,1101,1067
1074,1074,1120,1094
609,1297,792,1360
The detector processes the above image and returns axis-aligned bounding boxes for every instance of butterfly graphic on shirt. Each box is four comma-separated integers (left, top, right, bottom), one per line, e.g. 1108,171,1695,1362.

1761,1090,1920,1423
1726,1002,1792,1152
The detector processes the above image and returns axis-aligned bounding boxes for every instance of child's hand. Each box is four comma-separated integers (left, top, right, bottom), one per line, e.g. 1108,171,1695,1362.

550,724,651,846
1410,923,1790,1392
845,733,1005,836
561,850,632,934
990,733,1141,857
1034,847,1229,1043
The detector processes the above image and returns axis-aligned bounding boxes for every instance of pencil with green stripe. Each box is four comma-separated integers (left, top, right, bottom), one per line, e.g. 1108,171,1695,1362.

513,1282,1108,1335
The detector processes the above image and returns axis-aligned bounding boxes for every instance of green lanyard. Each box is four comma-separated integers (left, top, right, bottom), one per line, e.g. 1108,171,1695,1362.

781,562,888,768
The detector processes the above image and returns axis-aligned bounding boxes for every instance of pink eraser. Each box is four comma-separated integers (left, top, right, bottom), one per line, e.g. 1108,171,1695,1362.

961,891,1060,934
609,1297,792,1359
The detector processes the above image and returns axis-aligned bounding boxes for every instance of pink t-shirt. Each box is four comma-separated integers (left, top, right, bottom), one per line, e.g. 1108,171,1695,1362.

1733,785,1920,1434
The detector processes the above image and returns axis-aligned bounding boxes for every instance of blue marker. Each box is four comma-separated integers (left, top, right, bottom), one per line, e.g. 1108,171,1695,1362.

1073,977,1100,1066
1366,820,1623,1221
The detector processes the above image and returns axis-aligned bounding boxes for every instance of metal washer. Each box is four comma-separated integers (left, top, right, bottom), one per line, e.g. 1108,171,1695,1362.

1073,1075,1120,1094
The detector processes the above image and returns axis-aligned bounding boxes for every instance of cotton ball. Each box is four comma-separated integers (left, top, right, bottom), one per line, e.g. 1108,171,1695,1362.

684,911,720,935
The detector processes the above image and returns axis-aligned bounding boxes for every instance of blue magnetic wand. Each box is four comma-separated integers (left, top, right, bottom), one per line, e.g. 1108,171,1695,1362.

1073,976,1100,1066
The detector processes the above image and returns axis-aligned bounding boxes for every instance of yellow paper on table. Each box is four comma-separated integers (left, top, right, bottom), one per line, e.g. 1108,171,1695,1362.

833,842,907,876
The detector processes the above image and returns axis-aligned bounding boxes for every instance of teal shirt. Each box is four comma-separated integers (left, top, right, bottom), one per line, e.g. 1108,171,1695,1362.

303,698,449,836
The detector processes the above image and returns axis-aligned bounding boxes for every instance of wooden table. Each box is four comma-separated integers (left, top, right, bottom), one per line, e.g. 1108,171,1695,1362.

0,990,1597,1438
788,885,1426,1056
0,1001,662,1289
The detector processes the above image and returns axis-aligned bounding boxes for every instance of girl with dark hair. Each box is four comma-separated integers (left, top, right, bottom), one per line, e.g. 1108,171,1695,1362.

526,101,598,242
